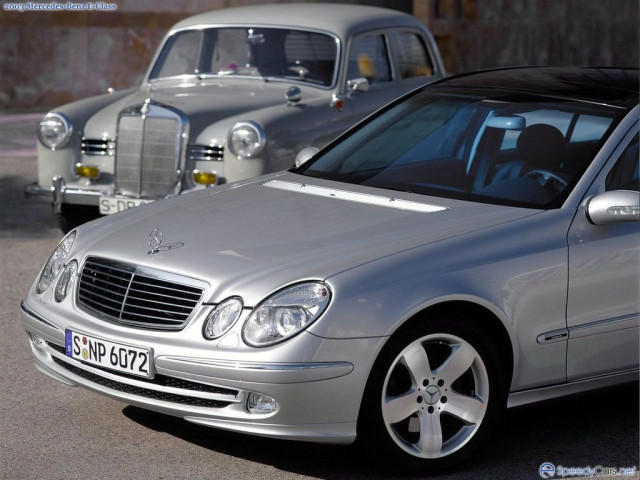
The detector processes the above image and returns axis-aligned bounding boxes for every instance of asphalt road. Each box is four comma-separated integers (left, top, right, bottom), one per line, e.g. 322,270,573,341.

1,114,638,480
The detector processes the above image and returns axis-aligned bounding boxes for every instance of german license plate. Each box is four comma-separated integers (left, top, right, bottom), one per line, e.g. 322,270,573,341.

99,196,153,215
65,329,152,378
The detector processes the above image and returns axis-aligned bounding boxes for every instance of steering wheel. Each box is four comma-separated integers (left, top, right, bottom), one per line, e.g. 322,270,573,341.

524,169,568,190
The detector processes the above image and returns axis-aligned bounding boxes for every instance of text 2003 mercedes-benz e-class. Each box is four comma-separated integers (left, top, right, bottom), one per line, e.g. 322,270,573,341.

22,67,638,471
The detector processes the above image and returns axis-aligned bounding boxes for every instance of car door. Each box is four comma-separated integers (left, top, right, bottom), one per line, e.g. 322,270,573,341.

566,129,639,381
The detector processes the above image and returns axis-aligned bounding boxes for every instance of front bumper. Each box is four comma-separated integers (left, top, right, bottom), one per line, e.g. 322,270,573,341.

21,301,382,444
25,176,104,210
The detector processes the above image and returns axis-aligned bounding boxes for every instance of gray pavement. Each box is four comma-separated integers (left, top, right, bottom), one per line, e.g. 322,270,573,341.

0,114,638,480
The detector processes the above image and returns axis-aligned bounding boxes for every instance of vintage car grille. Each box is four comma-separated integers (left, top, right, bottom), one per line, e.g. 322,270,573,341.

77,257,204,330
82,138,115,156
49,346,236,409
187,144,224,161
115,106,183,198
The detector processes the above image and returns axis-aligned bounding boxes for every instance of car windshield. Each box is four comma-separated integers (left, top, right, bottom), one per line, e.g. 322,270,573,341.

299,88,622,208
149,27,338,87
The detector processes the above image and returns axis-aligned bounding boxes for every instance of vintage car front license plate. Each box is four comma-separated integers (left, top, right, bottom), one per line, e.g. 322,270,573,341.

99,196,153,215
65,329,152,378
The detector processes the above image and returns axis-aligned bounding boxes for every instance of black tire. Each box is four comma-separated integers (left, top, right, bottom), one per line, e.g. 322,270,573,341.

357,316,507,473
55,204,101,233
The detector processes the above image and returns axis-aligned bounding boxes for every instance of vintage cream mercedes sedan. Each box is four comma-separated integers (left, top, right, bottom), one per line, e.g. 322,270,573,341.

26,3,445,232
22,67,638,471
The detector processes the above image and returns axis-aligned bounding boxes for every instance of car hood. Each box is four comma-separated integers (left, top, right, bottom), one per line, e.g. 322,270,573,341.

74,172,539,305
82,78,320,140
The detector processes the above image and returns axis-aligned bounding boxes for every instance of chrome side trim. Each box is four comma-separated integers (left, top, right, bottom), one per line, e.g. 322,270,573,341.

568,313,639,339
507,370,639,408
21,301,63,332
263,180,448,213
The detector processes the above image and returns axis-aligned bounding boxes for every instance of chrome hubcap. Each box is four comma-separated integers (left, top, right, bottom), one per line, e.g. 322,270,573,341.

381,333,489,459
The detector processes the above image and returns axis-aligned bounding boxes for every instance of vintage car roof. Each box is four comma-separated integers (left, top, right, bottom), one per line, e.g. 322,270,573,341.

430,67,639,109
170,3,427,39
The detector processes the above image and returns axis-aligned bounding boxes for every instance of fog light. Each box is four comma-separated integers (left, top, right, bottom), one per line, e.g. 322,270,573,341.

193,170,217,186
75,164,100,179
247,392,279,414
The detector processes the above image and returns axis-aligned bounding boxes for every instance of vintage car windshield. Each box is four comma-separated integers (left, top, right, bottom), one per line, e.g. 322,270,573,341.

149,27,338,87
299,89,621,208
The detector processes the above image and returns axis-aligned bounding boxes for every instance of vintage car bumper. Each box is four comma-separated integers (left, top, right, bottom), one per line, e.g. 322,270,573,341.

25,176,103,207
21,301,383,444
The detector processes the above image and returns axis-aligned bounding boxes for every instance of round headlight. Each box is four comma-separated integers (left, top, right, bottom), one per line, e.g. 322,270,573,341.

203,297,244,340
228,121,266,158
54,260,78,303
243,282,331,347
37,231,76,294
37,112,73,150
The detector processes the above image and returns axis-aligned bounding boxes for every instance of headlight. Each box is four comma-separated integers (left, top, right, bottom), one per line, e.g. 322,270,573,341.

243,282,331,347
37,231,76,294
203,297,243,340
54,260,78,303
228,121,266,158
37,112,73,150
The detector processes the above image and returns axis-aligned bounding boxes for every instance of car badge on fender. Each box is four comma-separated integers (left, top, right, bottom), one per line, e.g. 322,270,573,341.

148,228,184,255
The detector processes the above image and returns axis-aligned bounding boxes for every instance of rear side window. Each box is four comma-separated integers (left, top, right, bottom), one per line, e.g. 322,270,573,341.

389,32,434,78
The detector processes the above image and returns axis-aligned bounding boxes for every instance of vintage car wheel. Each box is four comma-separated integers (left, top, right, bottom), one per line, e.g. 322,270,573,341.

55,204,100,233
359,318,507,472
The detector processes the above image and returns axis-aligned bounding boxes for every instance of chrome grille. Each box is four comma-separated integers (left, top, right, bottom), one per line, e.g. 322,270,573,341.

77,257,205,330
115,105,183,198
188,144,224,161
82,138,114,156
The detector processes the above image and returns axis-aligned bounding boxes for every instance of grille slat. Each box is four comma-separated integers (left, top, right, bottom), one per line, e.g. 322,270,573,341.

78,258,204,330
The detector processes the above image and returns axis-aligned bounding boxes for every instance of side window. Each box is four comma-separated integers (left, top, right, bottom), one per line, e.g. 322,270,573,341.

347,34,391,84
606,135,639,192
388,32,434,79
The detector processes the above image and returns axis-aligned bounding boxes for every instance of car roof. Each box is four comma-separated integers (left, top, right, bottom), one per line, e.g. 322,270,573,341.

170,3,427,39
430,67,639,109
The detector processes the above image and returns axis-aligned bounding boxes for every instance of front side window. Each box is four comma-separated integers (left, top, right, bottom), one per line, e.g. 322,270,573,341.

346,34,391,84
300,89,622,209
388,32,434,78
606,135,639,191
149,27,338,87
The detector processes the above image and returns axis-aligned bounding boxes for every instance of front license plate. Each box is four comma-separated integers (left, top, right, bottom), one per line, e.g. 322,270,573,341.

99,196,153,215
65,330,152,378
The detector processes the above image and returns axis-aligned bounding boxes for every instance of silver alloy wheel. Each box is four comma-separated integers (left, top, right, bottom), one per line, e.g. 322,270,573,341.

381,333,489,459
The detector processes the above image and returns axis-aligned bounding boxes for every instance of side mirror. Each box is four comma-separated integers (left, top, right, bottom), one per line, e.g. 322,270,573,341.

586,190,640,225
294,147,319,168
346,77,369,95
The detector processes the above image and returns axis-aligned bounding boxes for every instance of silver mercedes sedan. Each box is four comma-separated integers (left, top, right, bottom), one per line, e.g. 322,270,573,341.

21,67,639,472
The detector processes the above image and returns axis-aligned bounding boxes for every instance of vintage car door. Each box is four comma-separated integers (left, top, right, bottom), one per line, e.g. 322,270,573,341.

566,128,639,381
342,30,438,128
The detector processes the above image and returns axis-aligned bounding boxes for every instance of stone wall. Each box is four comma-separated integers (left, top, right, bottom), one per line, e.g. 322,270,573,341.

0,0,637,111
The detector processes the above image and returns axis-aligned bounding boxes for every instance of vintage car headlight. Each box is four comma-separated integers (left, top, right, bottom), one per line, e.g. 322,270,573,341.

203,297,243,340
54,260,78,303
243,282,331,347
37,231,76,294
37,112,73,150
228,121,266,158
